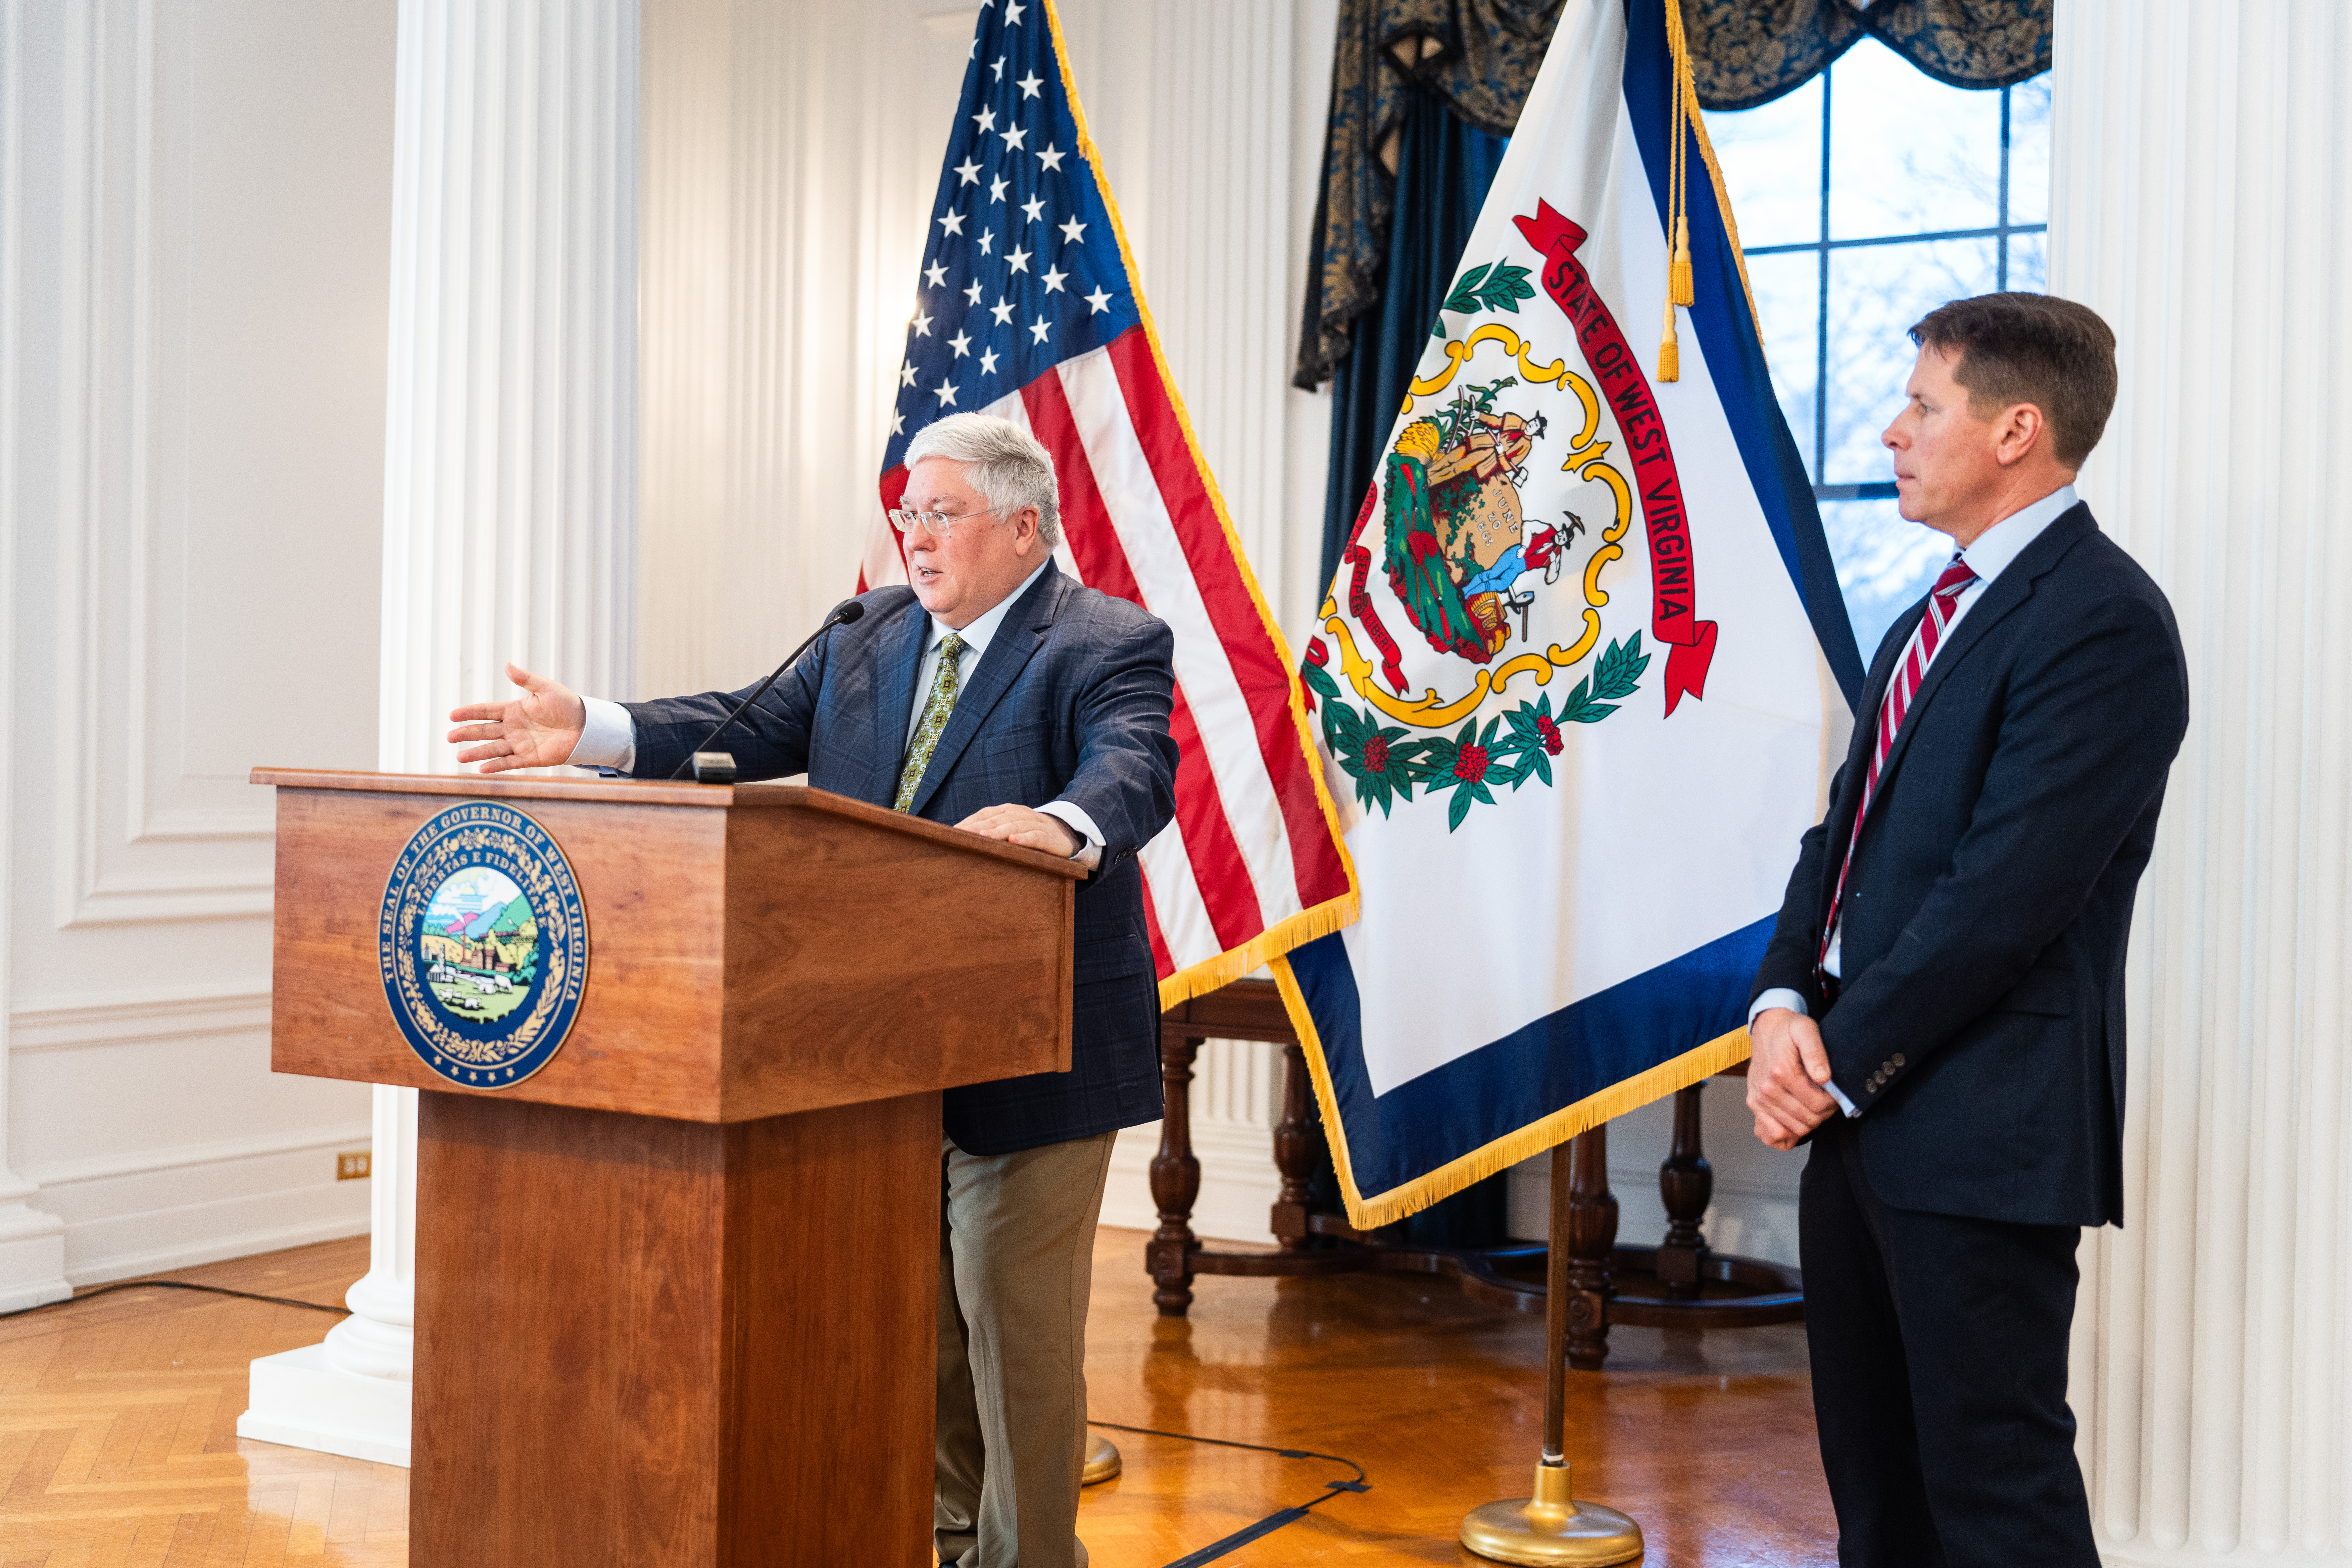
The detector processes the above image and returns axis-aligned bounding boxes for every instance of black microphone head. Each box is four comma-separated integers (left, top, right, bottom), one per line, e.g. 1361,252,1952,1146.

835,600,865,624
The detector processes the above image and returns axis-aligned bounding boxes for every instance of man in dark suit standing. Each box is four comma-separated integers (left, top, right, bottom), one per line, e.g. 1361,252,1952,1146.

450,413,1178,1568
1746,294,2188,1566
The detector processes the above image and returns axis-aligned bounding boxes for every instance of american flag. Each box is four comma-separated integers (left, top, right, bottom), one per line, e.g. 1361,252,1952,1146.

861,0,1355,1004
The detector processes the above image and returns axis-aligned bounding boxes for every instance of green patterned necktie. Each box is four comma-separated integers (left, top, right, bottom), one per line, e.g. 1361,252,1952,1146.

893,632,967,812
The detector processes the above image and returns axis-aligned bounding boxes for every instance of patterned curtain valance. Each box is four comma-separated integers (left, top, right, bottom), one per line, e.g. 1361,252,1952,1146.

1687,0,2051,112
1293,0,1567,390
1293,0,2052,389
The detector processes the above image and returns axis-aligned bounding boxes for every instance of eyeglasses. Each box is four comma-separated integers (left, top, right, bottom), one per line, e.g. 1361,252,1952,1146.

887,505,1002,540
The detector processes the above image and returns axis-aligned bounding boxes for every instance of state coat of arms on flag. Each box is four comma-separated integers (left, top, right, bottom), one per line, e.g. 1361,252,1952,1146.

1281,0,1866,1229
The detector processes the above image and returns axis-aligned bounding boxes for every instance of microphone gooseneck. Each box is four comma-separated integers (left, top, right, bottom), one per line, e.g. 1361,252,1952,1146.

666,599,866,781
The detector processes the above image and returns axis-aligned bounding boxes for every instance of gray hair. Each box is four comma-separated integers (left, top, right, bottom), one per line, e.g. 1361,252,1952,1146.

902,413,1063,548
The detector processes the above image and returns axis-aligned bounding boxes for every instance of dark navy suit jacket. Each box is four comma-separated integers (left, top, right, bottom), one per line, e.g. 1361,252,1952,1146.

1750,504,2188,1227
622,565,1179,1155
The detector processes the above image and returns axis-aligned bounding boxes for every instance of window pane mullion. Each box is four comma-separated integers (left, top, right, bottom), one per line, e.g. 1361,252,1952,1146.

1997,86,2013,292
1815,67,1833,483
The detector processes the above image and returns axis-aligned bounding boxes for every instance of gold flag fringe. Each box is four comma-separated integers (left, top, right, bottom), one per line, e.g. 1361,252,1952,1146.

1157,893,1359,1012
1271,955,1755,1231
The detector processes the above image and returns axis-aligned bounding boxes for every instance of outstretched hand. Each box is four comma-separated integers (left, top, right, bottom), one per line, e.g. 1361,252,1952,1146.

1747,1007,1840,1152
447,664,588,774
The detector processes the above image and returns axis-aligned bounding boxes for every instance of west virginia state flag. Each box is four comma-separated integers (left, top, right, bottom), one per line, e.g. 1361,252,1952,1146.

1279,0,1864,1228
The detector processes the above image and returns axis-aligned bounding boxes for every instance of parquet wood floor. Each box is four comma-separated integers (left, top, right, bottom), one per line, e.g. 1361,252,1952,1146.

0,1228,1835,1566
0,1237,402,1567
1077,1237,1835,1566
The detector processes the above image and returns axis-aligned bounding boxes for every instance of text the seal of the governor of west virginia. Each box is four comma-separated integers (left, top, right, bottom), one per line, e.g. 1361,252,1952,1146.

378,802,589,1087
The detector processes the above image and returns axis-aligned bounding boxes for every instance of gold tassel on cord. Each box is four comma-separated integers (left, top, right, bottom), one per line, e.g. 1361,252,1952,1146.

1660,0,1696,380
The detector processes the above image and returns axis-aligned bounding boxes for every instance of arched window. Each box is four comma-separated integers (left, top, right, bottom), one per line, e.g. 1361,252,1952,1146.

1707,44,2050,652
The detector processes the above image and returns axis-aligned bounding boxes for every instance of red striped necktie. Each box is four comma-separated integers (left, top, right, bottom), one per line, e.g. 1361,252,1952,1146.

1820,554,1980,970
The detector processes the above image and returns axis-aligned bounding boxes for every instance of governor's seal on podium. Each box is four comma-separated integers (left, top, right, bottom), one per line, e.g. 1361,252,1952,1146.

378,801,589,1087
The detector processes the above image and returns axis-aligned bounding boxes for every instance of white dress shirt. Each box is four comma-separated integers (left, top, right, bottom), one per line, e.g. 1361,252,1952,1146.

1751,485,2078,1116
567,558,1105,868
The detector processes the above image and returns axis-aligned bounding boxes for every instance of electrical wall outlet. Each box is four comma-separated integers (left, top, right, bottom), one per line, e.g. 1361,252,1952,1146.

337,1150,372,1180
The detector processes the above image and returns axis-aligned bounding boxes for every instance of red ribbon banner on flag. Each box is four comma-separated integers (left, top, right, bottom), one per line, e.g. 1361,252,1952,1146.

1512,200,1717,716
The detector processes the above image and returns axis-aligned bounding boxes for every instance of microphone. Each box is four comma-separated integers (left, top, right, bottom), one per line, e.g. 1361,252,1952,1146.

667,599,866,781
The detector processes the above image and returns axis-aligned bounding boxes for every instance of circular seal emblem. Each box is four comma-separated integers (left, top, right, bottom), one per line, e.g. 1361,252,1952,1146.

378,801,589,1087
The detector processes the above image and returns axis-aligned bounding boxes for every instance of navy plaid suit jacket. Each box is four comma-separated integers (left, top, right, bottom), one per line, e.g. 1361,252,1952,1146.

621,564,1180,1154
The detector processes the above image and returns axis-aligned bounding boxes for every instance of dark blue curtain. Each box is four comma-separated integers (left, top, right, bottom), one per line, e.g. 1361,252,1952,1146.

1318,91,1509,592
1306,90,1511,1249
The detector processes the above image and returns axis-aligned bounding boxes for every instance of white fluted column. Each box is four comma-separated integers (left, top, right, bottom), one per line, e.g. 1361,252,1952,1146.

240,0,638,1467
2051,3,2351,1562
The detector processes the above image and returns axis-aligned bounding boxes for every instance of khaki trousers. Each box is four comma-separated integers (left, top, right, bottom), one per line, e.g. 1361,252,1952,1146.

935,1131,1115,1568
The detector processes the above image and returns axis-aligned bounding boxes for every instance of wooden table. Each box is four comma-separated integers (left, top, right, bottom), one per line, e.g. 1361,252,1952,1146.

1148,980,1803,1368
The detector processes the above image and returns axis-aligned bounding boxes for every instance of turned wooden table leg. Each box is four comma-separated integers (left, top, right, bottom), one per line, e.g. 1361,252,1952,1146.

1146,1031,1205,1316
1564,1127,1617,1370
1269,1043,1318,1249
1654,1081,1713,1301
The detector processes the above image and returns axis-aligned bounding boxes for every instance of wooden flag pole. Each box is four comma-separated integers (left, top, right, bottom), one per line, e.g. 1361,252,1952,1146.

1458,1135,1646,1566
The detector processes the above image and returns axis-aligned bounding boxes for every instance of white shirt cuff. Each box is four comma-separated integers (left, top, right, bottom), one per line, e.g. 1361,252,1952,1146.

1749,988,1809,1028
568,696,637,773
1748,988,1862,1120
1036,800,1105,869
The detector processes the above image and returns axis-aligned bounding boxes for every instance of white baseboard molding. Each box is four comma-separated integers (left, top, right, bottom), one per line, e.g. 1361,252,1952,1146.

1091,1079,1810,1266
0,1207,72,1313
66,1211,372,1288
23,1118,376,1286
1100,1118,1279,1246
1505,1156,1801,1268
21,1118,373,1190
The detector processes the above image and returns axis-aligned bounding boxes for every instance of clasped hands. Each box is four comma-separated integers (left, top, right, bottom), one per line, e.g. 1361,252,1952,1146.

446,662,1078,856
1747,1007,1842,1152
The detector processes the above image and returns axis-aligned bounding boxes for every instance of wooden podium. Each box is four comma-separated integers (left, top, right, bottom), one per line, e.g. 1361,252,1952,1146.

253,769,1085,1566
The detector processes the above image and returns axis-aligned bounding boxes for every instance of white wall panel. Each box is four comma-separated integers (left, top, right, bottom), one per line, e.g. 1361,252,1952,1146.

639,0,968,698
3,0,395,1288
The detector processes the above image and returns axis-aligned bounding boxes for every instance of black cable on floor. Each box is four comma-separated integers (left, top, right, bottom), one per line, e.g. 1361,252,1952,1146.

0,1279,351,1322
1087,1418,1370,1567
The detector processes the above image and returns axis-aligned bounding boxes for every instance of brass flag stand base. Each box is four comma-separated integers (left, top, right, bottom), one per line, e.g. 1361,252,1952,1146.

1082,1433,1122,1485
1460,1463,1643,1566
1460,1139,1645,1567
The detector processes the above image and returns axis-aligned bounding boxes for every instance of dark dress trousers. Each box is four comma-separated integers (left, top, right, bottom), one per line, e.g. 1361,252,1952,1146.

622,564,1180,1155
1750,504,2188,1566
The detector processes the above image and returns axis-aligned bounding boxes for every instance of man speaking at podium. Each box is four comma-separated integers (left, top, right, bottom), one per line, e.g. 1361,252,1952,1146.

450,412,1178,1568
